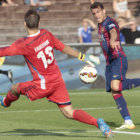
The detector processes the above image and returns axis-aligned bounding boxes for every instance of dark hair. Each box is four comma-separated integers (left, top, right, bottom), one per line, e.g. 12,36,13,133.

24,10,40,29
90,2,104,10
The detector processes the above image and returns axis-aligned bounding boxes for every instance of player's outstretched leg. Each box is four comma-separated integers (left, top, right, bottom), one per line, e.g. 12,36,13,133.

58,105,113,138
0,84,20,107
119,78,140,91
112,80,135,130
112,92,135,130
97,118,113,138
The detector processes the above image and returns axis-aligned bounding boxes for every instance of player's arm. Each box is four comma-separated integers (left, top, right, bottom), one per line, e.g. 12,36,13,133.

109,28,120,51
62,45,79,58
0,46,16,57
50,31,100,66
0,41,24,57
62,45,100,66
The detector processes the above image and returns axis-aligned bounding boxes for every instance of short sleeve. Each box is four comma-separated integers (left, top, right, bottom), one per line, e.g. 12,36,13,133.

0,38,25,57
105,20,118,32
49,32,65,51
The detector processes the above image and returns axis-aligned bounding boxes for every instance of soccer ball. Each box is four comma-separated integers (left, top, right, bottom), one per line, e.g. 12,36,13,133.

79,65,97,84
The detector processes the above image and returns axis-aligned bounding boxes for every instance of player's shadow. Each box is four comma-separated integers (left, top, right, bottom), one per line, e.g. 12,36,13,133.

0,129,106,139
135,123,140,126
106,121,120,127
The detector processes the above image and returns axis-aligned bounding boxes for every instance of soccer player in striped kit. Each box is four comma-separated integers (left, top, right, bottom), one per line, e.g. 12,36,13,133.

90,2,140,130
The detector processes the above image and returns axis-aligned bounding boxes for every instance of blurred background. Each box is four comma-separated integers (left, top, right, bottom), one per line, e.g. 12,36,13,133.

0,0,139,92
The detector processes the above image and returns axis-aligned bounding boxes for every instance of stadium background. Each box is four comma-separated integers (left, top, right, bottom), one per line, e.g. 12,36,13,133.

0,0,139,92
0,1,139,139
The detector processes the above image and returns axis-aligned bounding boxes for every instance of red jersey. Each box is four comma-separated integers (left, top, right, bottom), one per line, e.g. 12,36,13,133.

0,29,65,90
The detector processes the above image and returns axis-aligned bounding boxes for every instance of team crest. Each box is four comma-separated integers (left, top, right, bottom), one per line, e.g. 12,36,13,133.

101,27,104,33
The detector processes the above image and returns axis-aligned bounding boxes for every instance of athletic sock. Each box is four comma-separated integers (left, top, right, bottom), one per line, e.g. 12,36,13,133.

73,109,98,128
125,119,133,125
113,93,131,121
119,78,140,91
4,91,19,107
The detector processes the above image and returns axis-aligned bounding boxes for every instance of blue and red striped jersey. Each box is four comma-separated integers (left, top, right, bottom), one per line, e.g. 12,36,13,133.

98,16,126,65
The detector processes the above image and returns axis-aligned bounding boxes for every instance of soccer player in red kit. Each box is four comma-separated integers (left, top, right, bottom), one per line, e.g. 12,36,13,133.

0,10,113,138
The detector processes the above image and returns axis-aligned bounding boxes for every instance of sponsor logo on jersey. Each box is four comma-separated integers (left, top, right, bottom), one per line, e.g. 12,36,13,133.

108,24,115,29
101,27,104,33
113,75,119,78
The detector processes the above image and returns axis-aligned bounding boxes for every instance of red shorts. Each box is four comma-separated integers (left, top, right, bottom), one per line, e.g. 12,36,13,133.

17,80,71,105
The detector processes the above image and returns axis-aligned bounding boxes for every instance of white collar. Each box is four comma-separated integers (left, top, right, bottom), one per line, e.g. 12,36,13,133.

28,30,40,37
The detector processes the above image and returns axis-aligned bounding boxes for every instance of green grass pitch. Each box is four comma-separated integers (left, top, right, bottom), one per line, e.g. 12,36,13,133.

0,88,140,140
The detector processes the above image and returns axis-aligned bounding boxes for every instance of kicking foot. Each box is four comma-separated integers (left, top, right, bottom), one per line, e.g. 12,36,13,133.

0,96,6,107
116,123,135,130
7,70,13,83
97,118,114,138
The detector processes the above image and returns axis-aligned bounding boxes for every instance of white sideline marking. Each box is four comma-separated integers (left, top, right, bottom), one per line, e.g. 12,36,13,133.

87,130,140,136
113,130,140,136
0,105,140,114
0,130,140,136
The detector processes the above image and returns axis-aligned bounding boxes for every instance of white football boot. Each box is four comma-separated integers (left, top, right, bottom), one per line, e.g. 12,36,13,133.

116,120,135,130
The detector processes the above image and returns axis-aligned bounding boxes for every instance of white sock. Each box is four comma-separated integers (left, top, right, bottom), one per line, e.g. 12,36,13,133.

125,119,133,125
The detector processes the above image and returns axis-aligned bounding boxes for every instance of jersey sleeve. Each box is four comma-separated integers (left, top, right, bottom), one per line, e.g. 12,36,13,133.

105,20,118,32
49,32,65,51
0,39,25,57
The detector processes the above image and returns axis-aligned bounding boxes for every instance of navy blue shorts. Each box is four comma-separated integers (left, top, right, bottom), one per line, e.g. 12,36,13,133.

105,56,128,92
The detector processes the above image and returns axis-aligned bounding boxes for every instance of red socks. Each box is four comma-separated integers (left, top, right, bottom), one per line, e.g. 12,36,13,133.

73,110,98,128
4,91,19,107
113,93,122,100
3,92,98,128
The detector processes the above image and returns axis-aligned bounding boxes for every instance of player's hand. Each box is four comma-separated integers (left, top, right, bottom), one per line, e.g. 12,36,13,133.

85,55,100,67
78,52,100,67
110,40,120,51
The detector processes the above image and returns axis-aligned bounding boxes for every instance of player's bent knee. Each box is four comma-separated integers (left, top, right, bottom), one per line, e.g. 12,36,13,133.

64,112,73,119
61,109,74,119
111,80,120,91
11,84,20,96
59,105,74,119
111,85,119,92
